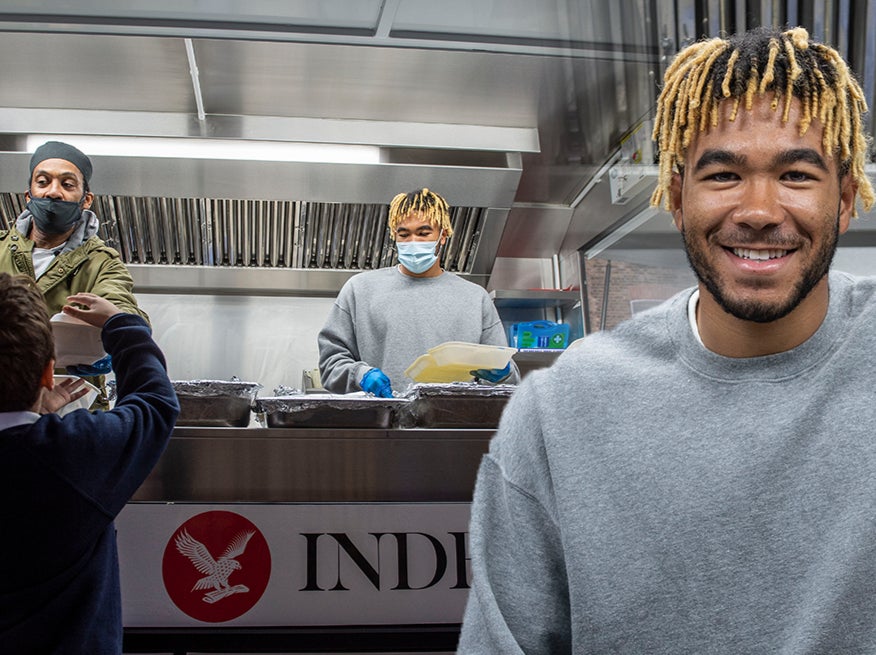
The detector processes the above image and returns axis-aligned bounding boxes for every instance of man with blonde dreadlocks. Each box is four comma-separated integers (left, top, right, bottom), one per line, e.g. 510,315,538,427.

318,187,517,397
458,26,876,654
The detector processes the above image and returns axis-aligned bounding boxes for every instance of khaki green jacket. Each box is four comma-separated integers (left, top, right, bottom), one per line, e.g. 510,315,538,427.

0,220,148,408
0,227,147,320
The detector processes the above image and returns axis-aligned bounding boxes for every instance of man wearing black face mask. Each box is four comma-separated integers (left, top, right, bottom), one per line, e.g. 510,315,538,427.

0,141,148,409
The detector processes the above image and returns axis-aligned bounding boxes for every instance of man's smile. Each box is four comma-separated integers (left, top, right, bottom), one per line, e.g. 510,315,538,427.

729,247,793,261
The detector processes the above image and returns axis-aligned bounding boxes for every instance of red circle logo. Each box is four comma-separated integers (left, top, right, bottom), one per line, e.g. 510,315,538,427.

162,510,271,623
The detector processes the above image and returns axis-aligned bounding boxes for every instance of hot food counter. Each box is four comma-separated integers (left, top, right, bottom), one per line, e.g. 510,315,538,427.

119,385,509,653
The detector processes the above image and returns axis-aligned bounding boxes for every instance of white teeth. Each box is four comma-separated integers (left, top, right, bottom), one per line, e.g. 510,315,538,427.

733,248,788,260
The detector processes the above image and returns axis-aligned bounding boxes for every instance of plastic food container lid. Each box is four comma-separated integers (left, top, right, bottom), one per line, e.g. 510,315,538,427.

404,341,515,384
50,312,106,368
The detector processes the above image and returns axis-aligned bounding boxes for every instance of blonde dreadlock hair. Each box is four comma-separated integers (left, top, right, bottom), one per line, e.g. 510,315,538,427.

651,26,874,214
388,188,454,238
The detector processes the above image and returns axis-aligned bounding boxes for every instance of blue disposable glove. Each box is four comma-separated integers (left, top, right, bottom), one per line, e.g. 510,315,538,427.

360,367,393,398
67,354,113,377
470,362,512,384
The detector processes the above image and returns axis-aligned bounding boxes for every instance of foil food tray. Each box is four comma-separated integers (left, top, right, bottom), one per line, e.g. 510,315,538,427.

256,393,408,429
172,379,263,427
399,382,516,429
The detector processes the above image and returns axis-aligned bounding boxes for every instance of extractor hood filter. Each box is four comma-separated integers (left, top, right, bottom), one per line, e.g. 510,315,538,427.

0,193,487,273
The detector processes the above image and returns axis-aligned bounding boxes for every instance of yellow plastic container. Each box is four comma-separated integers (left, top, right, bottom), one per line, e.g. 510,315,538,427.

404,341,516,383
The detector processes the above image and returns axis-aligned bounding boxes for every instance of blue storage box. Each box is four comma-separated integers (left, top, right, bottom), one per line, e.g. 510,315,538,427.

510,321,570,349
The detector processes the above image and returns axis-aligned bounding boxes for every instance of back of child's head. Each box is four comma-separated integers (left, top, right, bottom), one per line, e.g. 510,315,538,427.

0,273,54,412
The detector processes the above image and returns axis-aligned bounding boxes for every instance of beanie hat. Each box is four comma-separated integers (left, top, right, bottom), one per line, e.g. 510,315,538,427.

29,141,93,184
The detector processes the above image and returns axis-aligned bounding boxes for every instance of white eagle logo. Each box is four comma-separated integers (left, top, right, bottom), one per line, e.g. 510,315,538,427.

174,528,255,604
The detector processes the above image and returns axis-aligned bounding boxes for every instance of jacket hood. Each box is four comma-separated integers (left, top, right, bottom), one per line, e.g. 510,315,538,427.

15,208,100,254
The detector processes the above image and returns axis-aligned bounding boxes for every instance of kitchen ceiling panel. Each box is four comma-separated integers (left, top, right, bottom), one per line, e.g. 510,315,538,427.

0,0,670,267
192,38,549,126
0,0,384,30
392,0,653,51
392,0,579,41
0,32,192,114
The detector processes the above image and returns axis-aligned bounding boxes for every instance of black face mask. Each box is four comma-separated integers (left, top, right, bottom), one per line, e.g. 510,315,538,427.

26,196,84,235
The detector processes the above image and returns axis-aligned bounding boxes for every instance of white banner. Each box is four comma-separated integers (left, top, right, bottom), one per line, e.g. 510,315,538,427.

117,502,472,627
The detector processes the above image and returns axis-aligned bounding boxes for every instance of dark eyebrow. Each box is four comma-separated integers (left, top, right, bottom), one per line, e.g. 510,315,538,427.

33,168,82,182
396,223,434,233
693,147,830,173
774,148,829,171
693,149,745,172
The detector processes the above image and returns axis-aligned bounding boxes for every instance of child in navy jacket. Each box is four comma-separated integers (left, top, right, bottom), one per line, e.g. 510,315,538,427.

0,272,179,654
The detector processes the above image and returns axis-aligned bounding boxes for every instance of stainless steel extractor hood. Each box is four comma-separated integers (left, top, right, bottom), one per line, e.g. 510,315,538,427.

1,190,509,294
0,115,537,294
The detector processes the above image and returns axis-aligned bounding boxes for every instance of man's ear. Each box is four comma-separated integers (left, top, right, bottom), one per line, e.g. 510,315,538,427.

838,174,857,235
669,172,684,231
40,360,55,391
81,191,95,210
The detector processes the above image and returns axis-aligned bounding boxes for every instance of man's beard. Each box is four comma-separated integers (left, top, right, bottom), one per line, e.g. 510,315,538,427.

681,218,840,324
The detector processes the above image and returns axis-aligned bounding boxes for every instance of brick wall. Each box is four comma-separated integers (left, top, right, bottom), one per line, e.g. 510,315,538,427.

584,258,695,331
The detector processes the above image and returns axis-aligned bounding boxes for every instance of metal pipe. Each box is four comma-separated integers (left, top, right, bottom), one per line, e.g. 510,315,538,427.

551,254,562,323
184,38,206,122
599,260,612,332
577,249,592,335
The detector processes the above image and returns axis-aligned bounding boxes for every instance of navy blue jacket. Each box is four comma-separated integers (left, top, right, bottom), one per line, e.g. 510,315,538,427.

0,314,179,654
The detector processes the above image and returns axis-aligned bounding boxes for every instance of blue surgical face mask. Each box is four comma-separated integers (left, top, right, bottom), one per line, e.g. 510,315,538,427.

397,238,441,274
26,196,84,235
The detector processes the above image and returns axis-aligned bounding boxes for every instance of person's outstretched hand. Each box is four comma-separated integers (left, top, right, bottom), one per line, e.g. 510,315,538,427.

41,376,89,414
62,293,123,329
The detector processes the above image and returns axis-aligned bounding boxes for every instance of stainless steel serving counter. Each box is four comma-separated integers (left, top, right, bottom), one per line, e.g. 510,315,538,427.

133,426,495,503
123,426,493,653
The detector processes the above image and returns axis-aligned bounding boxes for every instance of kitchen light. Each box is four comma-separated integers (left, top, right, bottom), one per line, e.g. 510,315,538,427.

25,134,381,165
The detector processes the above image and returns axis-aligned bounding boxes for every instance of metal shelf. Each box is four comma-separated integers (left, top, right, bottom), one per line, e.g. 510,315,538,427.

489,289,580,310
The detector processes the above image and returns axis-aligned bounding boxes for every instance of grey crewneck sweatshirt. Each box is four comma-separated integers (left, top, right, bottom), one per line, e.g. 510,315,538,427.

318,266,512,393
459,271,876,654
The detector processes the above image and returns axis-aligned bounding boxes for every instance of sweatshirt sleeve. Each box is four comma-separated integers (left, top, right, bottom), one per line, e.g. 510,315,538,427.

27,313,179,518
457,381,571,654
317,290,371,393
